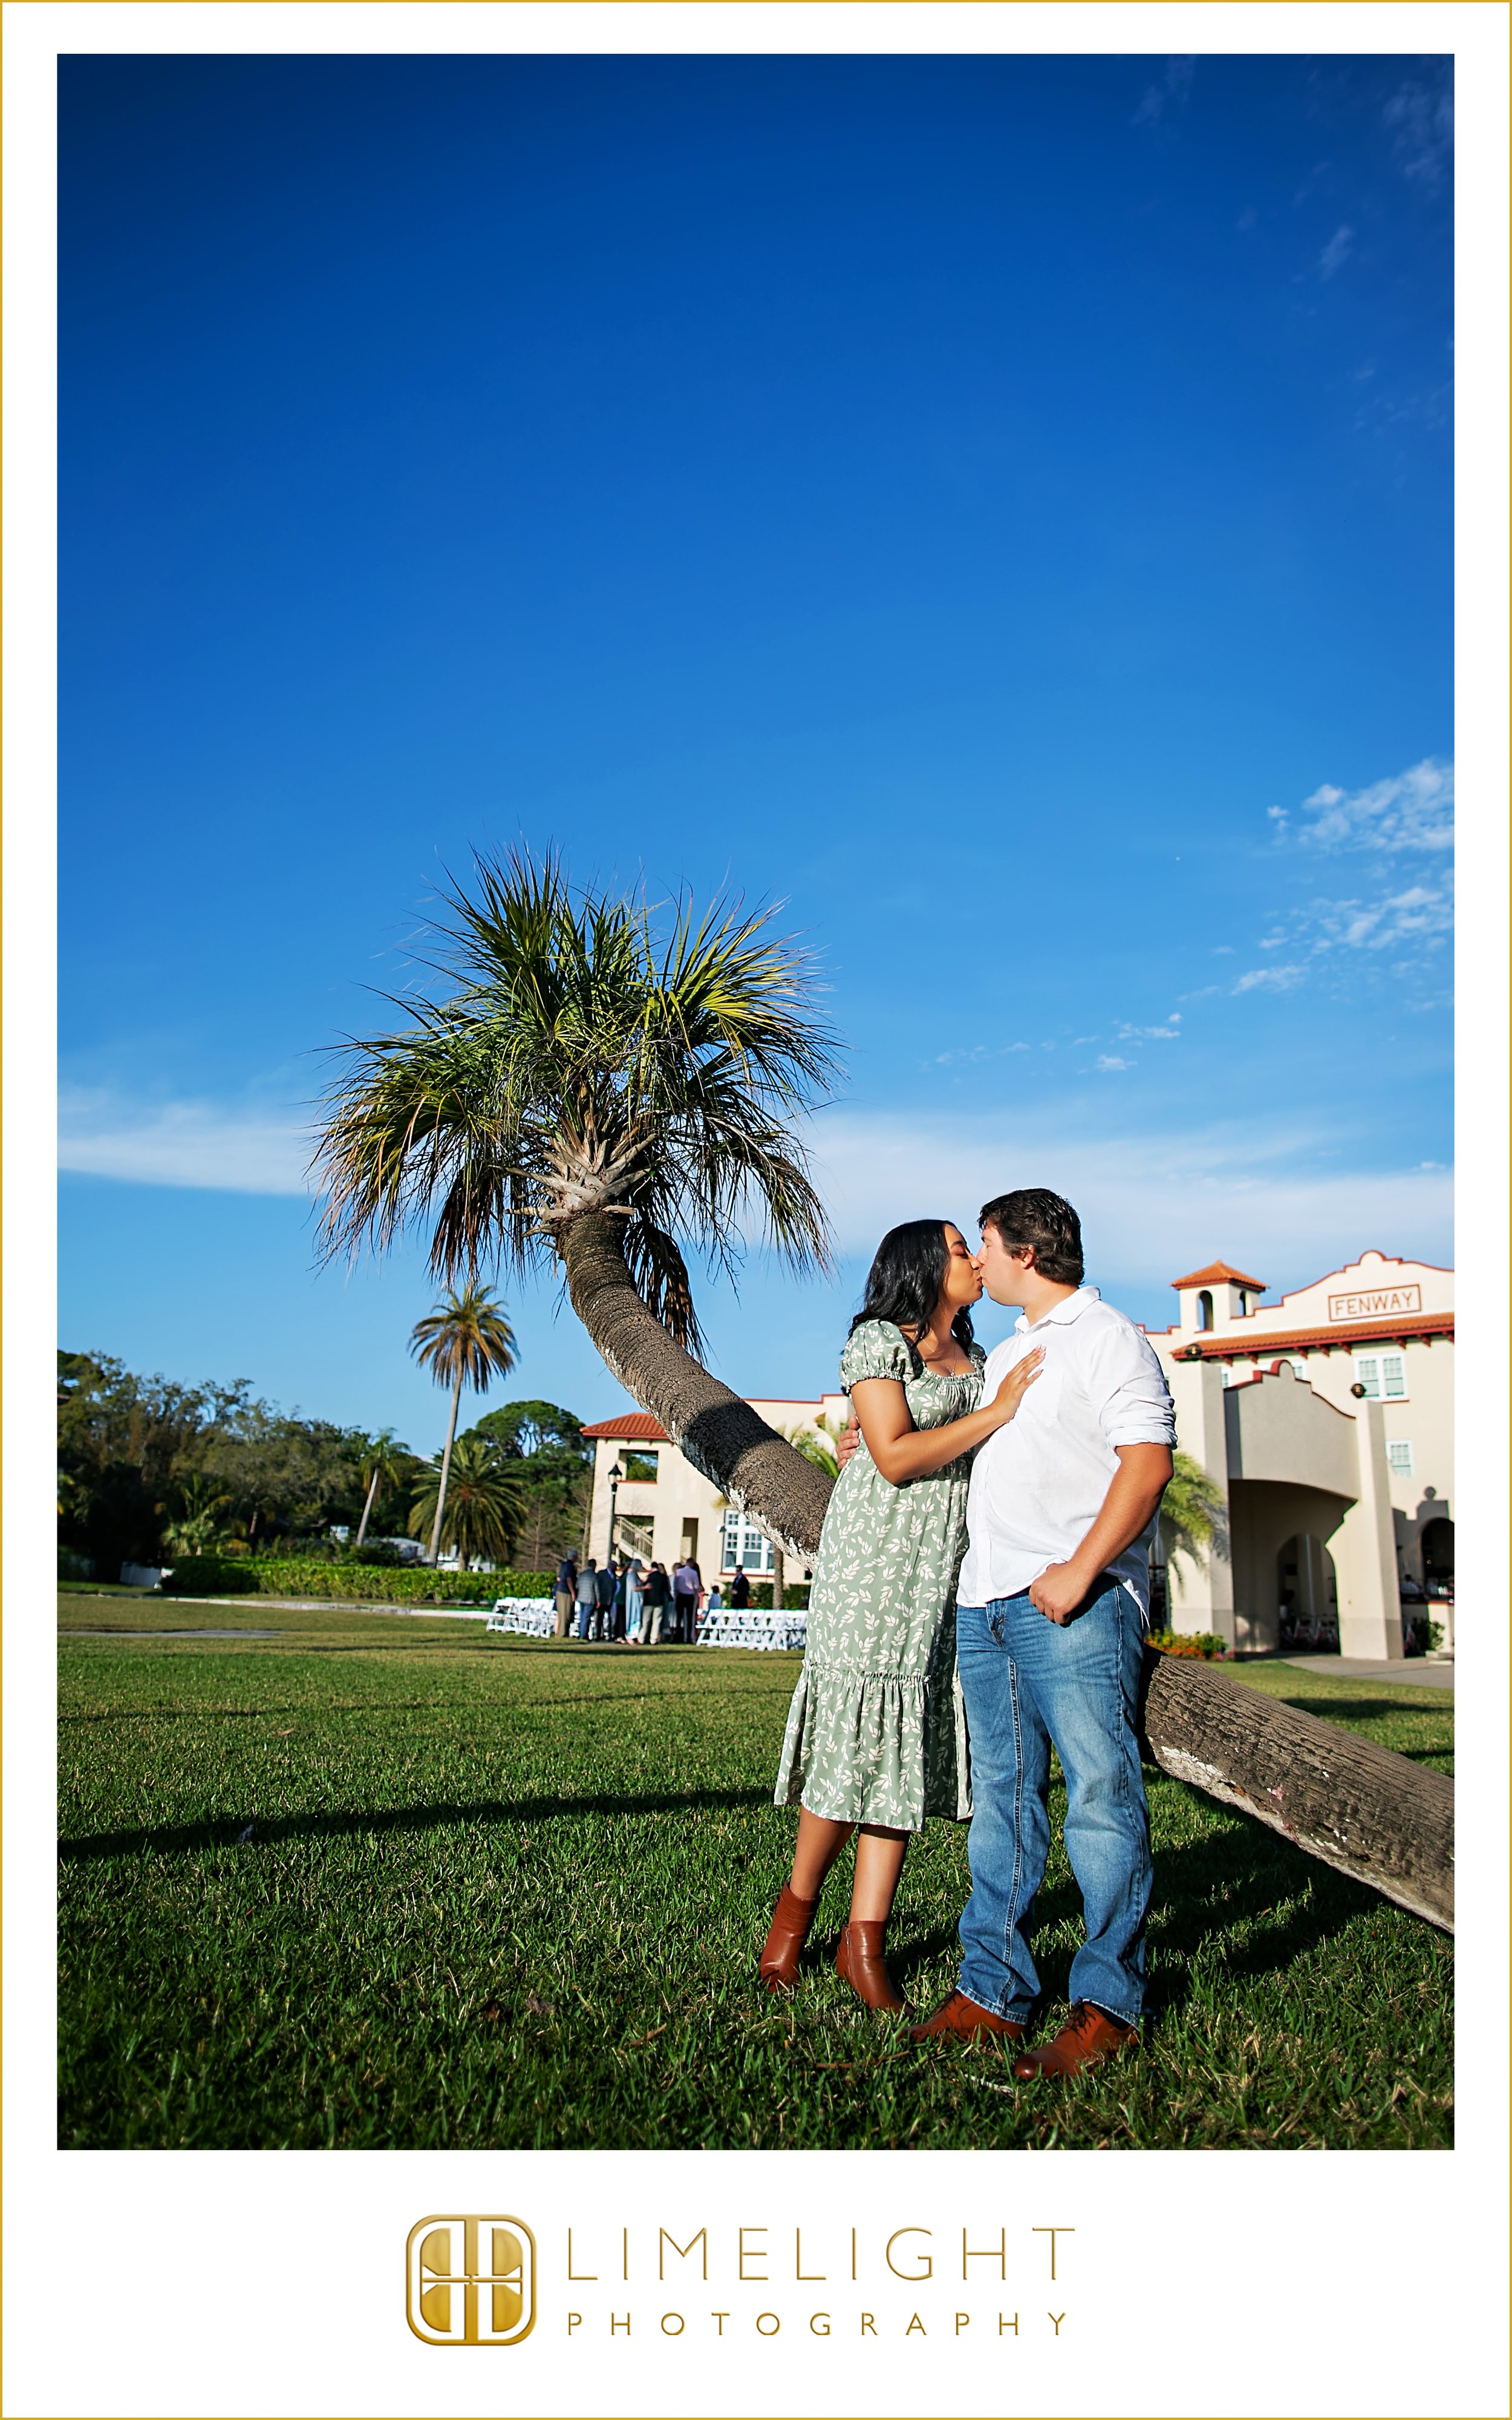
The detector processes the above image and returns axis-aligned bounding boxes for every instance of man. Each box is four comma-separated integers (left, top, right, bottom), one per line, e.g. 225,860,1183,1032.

729,1566,751,1614
910,1188,1174,2079
593,1555,618,1642
554,1551,578,1641
574,1556,599,1641
671,1554,702,1643
640,1560,670,1646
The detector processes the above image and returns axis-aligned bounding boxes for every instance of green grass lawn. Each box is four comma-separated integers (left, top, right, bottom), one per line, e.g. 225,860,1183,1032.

57,1594,1453,2151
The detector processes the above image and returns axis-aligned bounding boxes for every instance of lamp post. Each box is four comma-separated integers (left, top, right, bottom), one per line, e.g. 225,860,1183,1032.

607,1460,624,1563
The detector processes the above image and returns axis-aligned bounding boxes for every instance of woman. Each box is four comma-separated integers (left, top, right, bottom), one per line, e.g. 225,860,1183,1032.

761,1218,1042,2012
624,1555,647,1642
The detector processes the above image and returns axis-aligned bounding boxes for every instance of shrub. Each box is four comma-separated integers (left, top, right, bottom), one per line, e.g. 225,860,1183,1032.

160,1556,261,1596
741,1581,811,1612
161,1557,552,1604
1404,1614,1446,1658
1147,1629,1230,1660
58,1548,95,1581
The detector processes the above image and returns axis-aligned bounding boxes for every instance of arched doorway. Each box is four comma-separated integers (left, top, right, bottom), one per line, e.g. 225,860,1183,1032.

1421,1516,1455,1599
1277,1534,1338,1651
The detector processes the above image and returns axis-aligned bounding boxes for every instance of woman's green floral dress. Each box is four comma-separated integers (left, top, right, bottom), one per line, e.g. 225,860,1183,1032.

773,1318,985,1830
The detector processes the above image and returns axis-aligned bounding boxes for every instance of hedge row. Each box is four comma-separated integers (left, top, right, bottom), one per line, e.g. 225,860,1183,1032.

160,1556,553,1604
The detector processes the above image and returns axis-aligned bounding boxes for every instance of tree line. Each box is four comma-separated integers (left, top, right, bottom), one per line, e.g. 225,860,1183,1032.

57,1347,591,1578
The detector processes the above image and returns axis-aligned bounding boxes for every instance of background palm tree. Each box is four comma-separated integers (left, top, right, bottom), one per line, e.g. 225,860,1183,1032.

1159,1449,1227,1570
407,1434,524,1568
781,1414,844,1482
353,1426,408,1547
314,848,841,1560
409,1281,518,1563
162,1472,232,1558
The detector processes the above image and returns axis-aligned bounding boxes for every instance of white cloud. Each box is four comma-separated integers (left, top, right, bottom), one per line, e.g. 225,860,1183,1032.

1384,78,1454,189
1115,1019,1181,1041
1242,759,1457,989
1132,54,1195,126
58,1089,312,1194
1291,881,1455,955
933,1041,1029,1066
808,1108,1452,1290
1318,224,1354,278
1290,757,1454,854
1232,964,1307,993
1093,1055,1133,1073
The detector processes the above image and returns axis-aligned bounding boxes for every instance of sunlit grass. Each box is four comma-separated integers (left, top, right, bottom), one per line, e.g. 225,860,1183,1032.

57,1595,1453,2150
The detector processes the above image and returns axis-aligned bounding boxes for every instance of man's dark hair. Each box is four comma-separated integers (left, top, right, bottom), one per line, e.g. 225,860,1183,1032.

978,1188,1084,1286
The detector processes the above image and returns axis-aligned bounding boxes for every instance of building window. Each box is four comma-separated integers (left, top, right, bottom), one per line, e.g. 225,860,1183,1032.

1196,1289,1213,1332
721,1511,776,1574
1387,1440,1415,1477
1355,1353,1409,1401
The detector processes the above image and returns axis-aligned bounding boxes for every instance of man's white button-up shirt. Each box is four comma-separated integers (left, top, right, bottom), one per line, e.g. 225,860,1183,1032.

956,1286,1176,1617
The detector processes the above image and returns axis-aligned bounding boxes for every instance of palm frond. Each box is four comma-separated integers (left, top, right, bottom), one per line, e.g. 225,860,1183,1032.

310,846,844,1307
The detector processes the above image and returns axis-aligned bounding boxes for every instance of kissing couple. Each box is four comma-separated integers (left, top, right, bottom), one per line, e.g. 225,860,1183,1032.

759,1186,1176,2082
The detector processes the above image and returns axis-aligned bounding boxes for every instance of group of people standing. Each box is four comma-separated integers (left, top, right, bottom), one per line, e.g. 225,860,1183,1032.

553,1549,754,1645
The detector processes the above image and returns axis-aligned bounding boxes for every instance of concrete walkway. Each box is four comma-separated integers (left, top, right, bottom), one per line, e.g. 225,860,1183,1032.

1281,1653,1455,1691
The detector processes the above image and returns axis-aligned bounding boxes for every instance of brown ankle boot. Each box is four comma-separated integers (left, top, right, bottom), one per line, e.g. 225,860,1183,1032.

835,1920,907,2013
758,1884,820,1990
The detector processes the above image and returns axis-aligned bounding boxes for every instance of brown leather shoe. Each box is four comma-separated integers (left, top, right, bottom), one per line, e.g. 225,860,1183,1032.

1011,2001,1138,2079
758,1884,820,1990
907,1989,1026,2044
835,1920,907,2013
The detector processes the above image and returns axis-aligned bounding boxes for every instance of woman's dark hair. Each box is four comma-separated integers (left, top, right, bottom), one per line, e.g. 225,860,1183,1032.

849,1219,974,1357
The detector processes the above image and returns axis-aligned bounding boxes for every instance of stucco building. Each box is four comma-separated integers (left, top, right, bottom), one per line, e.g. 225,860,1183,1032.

581,1396,846,1587
1145,1250,1453,1659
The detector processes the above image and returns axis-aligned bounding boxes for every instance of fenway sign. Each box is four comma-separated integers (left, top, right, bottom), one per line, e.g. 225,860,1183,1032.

1327,1284,1422,1323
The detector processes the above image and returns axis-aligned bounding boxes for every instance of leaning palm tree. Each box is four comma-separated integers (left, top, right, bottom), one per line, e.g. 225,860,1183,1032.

409,1281,518,1564
312,851,1453,1931
407,1434,524,1568
353,1426,408,1548
314,848,841,1562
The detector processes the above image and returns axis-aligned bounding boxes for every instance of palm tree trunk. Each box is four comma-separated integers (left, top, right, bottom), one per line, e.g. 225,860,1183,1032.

561,1210,832,1561
355,1465,380,1548
561,1208,1453,1932
428,1367,464,1566
1139,1650,1453,1931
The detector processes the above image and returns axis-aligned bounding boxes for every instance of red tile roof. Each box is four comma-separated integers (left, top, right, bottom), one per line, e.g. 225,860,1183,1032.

1170,1260,1268,1291
581,1411,670,1442
1168,1312,1453,1362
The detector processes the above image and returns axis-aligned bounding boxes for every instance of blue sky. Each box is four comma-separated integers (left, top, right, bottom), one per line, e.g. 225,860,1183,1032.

58,51,1453,1456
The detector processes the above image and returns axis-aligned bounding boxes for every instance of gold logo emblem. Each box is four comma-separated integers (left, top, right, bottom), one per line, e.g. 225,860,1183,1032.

406,2216,536,2346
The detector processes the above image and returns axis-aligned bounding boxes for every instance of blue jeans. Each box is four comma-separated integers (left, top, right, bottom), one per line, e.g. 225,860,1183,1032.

954,1581,1152,2029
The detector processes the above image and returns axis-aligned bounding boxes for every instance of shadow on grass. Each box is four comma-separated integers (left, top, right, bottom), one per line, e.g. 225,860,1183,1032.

59,1783,775,1863
885,1802,1419,2021
1266,1694,1453,1724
